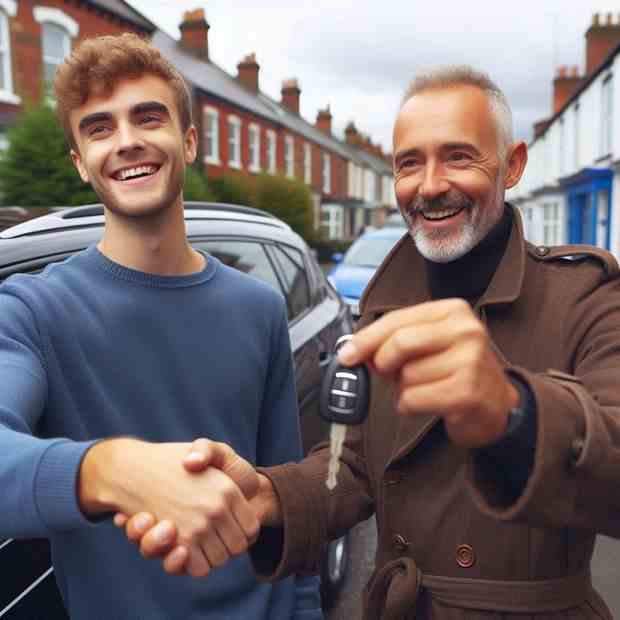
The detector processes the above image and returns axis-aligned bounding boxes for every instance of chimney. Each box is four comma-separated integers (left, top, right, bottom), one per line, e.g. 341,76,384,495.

552,65,583,114
585,12,620,75
281,79,301,115
316,106,332,135
179,8,209,60
345,121,360,145
237,53,260,93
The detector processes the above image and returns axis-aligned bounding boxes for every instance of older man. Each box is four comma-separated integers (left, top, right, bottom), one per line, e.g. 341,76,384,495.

127,67,620,619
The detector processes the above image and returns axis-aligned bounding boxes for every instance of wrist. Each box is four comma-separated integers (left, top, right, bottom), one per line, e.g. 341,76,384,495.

78,437,141,516
254,473,283,527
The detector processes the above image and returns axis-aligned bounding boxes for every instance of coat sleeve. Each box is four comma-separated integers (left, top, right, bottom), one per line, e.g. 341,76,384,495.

467,269,620,538
250,310,375,581
0,285,97,538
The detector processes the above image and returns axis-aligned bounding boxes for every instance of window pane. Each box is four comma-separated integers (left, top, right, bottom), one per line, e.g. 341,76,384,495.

272,245,310,320
195,240,282,294
43,24,68,60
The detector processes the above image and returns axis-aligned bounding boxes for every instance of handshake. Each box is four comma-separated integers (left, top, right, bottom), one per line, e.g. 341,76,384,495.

81,437,280,579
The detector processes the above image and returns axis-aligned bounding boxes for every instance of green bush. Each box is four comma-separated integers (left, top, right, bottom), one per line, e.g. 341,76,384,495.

183,164,215,201
209,173,253,206
0,103,97,207
253,173,314,240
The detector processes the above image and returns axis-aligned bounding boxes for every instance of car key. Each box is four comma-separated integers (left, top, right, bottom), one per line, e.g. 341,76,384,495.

319,335,370,490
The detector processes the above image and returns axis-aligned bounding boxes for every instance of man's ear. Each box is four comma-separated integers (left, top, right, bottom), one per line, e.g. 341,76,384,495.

70,149,90,183
184,125,198,165
504,141,527,190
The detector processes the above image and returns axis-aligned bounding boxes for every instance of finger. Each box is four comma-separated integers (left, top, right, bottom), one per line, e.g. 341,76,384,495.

125,513,157,543
137,520,176,555
163,545,190,575
113,513,128,528
398,344,473,387
372,318,467,375
396,373,464,417
339,298,471,366
200,529,232,569
185,545,212,578
183,438,214,472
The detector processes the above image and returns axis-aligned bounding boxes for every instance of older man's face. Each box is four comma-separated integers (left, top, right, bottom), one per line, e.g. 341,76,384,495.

393,85,507,262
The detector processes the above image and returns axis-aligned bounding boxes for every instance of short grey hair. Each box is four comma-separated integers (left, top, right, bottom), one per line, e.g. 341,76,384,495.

401,65,513,160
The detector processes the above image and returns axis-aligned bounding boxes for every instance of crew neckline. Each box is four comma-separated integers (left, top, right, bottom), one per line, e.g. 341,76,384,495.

84,245,217,288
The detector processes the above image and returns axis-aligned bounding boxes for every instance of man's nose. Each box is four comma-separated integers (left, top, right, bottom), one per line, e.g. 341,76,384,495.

116,122,145,155
419,162,449,199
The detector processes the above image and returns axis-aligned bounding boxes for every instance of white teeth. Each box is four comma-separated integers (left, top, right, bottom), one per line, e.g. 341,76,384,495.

116,165,157,181
422,206,463,220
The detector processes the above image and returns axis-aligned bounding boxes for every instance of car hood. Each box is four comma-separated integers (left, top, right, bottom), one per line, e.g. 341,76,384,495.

329,264,376,299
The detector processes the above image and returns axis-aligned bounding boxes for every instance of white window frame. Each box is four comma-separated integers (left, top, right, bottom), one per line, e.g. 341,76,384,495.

266,129,276,174
248,123,261,172
203,106,220,165
600,74,613,157
33,7,79,37
285,135,294,178
227,115,242,169
573,103,580,170
320,204,343,239
0,1,18,104
304,143,312,184
558,117,565,175
322,153,331,194
543,202,561,246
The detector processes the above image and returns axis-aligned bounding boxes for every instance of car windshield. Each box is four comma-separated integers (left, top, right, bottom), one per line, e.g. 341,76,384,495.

343,236,399,268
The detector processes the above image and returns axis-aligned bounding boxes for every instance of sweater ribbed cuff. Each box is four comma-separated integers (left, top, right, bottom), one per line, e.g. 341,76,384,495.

34,439,100,533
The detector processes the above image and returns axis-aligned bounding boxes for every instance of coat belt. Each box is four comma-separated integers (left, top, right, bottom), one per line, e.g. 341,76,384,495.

363,558,593,620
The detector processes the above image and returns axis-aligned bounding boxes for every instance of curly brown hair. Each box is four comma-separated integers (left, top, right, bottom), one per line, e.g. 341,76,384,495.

54,33,192,150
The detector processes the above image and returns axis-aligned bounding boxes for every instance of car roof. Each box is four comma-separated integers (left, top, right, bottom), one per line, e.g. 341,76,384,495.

0,202,289,239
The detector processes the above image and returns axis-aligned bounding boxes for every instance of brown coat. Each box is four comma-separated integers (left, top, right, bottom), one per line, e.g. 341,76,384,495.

254,208,620,619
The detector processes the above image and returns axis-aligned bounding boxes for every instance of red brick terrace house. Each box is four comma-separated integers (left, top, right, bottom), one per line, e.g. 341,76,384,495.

0,0,154,146
153,9,395,239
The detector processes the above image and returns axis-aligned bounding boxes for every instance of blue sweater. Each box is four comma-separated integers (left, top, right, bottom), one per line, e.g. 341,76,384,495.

0,246,322,620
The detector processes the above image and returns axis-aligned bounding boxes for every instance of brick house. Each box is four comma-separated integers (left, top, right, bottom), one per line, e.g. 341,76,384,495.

153,9,395,239
0,0,154,144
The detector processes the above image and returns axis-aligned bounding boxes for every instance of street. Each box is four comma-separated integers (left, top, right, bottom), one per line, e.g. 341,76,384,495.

328,518,620,618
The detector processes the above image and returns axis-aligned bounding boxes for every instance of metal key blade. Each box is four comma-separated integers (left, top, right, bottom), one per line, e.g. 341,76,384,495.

326,423,347,490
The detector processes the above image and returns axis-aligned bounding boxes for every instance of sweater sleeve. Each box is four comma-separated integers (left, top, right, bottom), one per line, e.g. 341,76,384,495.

0,287,97,538
255,296,322,618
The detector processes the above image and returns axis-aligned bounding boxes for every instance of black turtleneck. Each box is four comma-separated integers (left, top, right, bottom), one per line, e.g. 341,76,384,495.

422,206,536,500
425,206,513,304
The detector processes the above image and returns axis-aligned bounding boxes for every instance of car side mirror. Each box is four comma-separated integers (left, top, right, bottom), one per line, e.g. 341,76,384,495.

332,252,343,263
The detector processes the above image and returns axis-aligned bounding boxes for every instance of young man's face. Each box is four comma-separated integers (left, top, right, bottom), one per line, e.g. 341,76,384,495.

392,85,520,263
70,74,196,219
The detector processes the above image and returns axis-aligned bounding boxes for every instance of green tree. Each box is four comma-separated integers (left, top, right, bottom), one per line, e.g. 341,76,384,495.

209,173,253,206
183,164,215,201
0,103,97,207
253,173,315,240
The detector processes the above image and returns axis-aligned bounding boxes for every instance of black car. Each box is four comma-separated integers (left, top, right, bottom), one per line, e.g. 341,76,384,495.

0,202,353,618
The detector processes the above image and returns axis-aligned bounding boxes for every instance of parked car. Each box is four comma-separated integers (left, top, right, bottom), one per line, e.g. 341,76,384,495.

328,226,406,319
0,202,353,618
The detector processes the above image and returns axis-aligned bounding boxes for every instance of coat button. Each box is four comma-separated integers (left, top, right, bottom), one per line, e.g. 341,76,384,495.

569,438,584,467
536,246,549,256
393,534,410,553
456,544,476,568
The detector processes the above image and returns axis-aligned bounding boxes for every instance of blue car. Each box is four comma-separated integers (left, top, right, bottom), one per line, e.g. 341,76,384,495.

328,226,406,318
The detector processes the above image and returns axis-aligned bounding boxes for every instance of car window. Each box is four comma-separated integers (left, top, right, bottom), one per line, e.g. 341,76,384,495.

270,245,311,321
194,240,283,295
344,236,399,268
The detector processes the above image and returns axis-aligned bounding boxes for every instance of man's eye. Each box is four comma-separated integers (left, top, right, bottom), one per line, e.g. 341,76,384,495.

88,125,109,137
399,158,420,170
140,115,161,125
448,152,470,162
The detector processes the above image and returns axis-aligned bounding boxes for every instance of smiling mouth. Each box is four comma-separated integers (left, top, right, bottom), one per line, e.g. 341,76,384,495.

112,164,161,182
421,205,466,221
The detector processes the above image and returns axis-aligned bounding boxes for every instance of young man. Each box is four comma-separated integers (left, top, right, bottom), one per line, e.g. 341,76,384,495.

0,33,321,619
130,67,620,619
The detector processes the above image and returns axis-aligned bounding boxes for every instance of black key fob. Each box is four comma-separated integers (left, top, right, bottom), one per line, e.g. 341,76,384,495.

319,336,370,426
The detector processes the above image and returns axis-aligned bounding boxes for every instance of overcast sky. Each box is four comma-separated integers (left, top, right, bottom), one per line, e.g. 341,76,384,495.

129,0,620,153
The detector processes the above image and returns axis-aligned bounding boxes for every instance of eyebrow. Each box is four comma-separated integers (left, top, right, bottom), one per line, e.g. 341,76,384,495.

131,101,170,118
394,142,480,163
